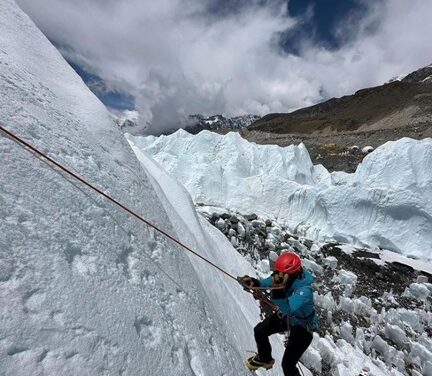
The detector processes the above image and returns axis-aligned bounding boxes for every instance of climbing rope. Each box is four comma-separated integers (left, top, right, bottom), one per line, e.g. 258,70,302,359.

0,124,279,312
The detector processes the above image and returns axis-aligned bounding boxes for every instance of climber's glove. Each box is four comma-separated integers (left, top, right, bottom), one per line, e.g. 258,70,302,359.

272,271,289,287
237,275,260,289
270,271,289,299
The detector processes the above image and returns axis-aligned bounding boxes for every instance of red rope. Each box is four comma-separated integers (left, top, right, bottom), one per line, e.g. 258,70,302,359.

0,124,279,311
0,124,236,279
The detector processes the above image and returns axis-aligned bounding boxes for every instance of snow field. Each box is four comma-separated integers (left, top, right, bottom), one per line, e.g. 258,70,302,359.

129,129,432,260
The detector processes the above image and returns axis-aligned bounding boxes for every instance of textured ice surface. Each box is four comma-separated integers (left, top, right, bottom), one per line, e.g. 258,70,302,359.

403,283,431,300
0,2,296,375
130,130,432,260
335,270,358,286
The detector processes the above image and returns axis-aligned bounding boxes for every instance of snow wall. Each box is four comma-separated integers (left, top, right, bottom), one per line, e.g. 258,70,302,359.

0,1,292,375
129,130,432,260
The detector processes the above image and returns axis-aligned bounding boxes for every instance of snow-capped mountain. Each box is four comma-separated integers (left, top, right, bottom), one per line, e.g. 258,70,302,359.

387,64,432,85
129,130,432,260
401,64,432,84
182,114,261,134
113,112,260,136
0,2,284,375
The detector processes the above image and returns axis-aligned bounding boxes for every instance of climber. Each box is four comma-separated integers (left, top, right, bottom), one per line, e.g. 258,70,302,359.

238,252,318,376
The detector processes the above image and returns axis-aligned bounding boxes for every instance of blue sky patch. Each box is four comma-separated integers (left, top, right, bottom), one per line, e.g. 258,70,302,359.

68,61,135,111
281,0,372,55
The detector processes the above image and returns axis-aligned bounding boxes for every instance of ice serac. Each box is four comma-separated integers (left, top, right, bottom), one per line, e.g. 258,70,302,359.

0,1,278,375
131,130,432,260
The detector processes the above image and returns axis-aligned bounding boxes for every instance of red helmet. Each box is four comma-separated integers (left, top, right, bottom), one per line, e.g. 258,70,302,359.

274,252,302,275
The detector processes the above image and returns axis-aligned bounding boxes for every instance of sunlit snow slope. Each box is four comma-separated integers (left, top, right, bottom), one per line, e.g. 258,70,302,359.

0,1,288,375
130,130,432,260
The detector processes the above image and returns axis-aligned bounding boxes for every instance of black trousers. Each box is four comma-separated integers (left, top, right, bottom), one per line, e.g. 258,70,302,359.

254,313,313,376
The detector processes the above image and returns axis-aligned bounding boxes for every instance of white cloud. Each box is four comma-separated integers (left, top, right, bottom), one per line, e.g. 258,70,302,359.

16,0,432,134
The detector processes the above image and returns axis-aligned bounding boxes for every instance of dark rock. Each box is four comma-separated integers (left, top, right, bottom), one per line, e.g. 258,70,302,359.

265,219,272,227
244,213,258,221
390,261,414,273
303,239,314,249
229,215,239,224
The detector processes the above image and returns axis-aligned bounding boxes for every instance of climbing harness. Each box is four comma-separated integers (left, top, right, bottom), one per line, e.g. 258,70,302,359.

0,124,275,311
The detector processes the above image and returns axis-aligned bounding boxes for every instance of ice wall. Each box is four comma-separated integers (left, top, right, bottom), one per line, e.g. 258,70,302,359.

130,130,432,259
0,2,266,374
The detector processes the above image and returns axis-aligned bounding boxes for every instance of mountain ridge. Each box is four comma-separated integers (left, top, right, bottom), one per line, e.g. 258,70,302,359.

180,114,260,135
248,65,432,135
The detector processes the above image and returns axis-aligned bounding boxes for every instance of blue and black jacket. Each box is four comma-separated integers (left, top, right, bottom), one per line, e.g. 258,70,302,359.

260,270,318,330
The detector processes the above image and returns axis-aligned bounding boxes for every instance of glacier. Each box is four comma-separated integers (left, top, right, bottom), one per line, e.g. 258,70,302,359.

1,0,429,375
128,130,432,260
0,1,293,375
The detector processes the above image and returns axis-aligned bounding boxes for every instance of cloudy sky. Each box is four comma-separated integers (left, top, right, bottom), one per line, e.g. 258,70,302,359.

16,0,432,134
